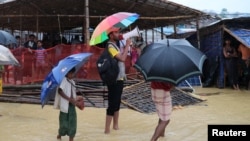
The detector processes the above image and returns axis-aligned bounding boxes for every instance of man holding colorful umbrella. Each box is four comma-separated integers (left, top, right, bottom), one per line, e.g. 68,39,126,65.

103,27,132,134
89,12,139,134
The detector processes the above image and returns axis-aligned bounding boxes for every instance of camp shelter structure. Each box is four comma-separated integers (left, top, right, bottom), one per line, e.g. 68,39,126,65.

187,17,250,88
0,0,211,41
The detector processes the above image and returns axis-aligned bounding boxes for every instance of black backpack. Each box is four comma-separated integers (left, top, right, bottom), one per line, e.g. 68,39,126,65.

96,42,119,85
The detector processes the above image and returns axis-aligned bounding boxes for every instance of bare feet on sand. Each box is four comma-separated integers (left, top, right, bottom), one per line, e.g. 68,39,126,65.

57,135,61,140
104,126,119,134
104,128,110,134
113,125,119,130
233,84,240,90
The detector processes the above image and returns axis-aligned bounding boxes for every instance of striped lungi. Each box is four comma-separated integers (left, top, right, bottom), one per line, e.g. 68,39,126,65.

151,88,172,121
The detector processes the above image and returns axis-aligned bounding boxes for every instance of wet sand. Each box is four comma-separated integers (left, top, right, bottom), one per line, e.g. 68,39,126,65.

0,87,250,141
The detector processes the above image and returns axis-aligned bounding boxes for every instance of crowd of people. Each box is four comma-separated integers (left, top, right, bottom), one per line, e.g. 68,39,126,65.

1,34,48,84
0,31,146,85
1,34,89,84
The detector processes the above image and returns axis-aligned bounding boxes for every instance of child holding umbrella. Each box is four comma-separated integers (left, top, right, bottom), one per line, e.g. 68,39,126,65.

54,67,84,141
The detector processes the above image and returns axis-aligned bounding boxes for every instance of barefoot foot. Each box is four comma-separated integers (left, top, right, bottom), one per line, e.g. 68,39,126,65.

113,122,119,130
57,135,61,140
104,129,110,134
113,125,119,130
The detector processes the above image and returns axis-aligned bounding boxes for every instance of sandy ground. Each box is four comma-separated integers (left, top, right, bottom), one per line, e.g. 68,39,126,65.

0,87,250,141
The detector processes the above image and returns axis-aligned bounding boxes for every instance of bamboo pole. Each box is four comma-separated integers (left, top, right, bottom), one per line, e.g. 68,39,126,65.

19,6,22,40
196,17,201,49
174,23,177,38
36,11,39,38
160,26,163,39
84,0,90,45
152,27,154,42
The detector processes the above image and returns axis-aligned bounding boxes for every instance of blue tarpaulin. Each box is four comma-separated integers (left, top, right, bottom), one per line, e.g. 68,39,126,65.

224,28,250,48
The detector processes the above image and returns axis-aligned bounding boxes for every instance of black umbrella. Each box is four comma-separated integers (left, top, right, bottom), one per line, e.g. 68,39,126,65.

134,40,207,85
0,30,17,45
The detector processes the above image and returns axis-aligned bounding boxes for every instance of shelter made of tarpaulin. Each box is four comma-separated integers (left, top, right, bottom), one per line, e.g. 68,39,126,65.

186,17,250,88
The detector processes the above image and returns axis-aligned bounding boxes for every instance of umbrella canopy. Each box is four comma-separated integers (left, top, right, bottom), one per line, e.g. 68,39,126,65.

40,53,92,107
141,38,194,56
89,12,139,46
0,30,17,45
156,38,193,46
0,45,20,66
134,41,207,85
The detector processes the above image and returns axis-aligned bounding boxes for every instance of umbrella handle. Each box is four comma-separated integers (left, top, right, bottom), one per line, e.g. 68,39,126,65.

77,91,96,106
185,80,195,93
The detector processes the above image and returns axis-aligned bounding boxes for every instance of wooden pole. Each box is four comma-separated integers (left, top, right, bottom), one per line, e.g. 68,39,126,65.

19,6,23,42
160,26,164,39
85,0,90,45
152,28,154,42
36,11,39,39
196,18,200,49
174,23,177,38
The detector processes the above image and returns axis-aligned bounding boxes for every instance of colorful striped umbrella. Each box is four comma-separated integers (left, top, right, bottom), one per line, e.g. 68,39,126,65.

89,12,139,46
